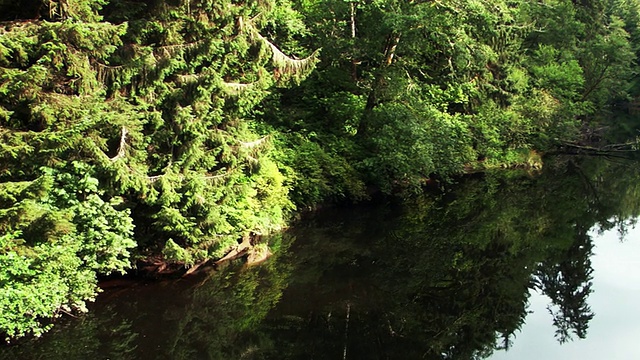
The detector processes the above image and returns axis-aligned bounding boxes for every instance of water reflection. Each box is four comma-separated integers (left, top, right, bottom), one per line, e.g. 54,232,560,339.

0,252,294,360
2,156,640,359
492,224,640,359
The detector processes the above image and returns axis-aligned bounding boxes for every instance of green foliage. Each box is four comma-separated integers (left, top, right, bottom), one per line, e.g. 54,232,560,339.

0,231,95,341
358,101,476,193
273,133,366,206
278,0,640,192
162,238,192,265
0,163,134,341
2,0,640,343
529,46,585,101
0,0,319,341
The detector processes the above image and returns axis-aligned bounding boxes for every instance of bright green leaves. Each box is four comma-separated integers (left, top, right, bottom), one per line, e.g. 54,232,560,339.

72,194,135,274
0,230,96,341
0,0,315,343
0,0,316,274
0,163,135,341
161,238,193,264
0,21,125,144
150,144,294,263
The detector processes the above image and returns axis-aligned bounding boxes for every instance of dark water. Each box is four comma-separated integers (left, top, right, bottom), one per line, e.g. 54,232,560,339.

2,156,640,360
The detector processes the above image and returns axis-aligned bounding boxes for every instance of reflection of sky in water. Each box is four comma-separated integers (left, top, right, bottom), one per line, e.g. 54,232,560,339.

492,223,640,360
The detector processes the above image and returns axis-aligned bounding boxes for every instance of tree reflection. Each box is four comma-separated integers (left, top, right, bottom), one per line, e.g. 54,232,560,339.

250,156,640,359
162,248,293,360
2,156,640,359
535,227,594,343
0,303,139,360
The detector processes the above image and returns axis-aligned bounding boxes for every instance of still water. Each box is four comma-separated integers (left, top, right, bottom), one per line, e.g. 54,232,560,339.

491,225,640,360
2,156,640,359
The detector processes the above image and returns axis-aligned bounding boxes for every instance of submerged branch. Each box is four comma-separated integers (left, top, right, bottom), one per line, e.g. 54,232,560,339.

554,142,640,161
343,303,351,360
561,142,638,153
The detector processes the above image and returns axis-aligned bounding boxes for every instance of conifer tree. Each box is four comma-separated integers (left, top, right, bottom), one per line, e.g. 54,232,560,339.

0,0,317,340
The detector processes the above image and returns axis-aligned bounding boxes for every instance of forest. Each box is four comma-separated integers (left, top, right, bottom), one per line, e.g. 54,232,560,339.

1,0,640,341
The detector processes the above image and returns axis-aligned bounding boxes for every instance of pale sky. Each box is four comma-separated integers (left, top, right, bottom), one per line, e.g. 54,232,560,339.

490,223,640,360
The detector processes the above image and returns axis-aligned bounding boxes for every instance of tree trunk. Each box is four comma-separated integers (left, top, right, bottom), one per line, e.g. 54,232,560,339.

350,2,358,81
359,33,401,135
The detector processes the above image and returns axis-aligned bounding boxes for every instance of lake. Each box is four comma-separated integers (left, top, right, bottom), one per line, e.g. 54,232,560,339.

2,156,639,359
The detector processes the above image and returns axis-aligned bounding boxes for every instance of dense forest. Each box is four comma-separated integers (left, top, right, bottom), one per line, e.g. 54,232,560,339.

1,0,640,341
3,156,640,359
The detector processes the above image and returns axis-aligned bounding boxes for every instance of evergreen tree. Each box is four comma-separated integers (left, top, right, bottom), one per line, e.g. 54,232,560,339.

2,0,640,342
1,0,317,340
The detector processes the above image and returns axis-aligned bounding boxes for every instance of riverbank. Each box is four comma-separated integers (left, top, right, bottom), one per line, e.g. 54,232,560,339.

4,155,640,359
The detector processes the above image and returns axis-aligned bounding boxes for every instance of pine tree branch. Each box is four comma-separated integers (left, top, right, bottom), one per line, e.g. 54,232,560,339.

202,173,229,180
242,18,320,82
110,126,128,162
177,74,201,85
153,40,206,58
240,136,268,149
221,81,256,95
147,174,164,183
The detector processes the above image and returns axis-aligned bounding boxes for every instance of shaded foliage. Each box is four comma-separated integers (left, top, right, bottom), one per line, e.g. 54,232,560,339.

2,0,640,342
3,156,640,358
0,0,316,340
